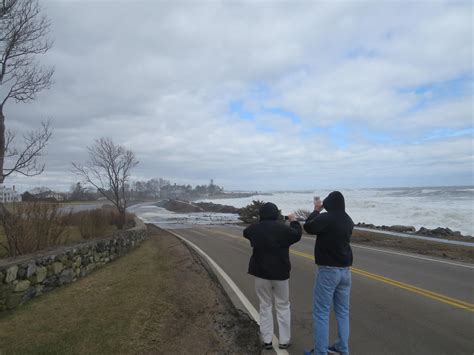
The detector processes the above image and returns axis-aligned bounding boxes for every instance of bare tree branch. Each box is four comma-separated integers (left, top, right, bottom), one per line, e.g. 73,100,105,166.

3,119,52,179
0,0,54,183
72,137,139,229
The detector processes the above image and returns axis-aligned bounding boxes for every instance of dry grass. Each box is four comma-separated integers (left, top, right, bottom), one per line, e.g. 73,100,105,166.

0,226,259,354
0,205,130,259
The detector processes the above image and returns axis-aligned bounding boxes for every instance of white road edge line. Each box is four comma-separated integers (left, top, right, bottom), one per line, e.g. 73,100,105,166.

301,236,474,269
168,229,289,355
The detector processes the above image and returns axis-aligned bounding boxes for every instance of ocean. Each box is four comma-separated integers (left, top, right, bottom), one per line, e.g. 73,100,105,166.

199,186,474,236
129,186,473,236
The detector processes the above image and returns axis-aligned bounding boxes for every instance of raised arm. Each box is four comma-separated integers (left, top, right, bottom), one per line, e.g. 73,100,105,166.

304,210,331,235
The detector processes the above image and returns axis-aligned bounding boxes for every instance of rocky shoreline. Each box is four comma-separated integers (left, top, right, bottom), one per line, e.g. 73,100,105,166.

356,223,472,241
155,199,242,214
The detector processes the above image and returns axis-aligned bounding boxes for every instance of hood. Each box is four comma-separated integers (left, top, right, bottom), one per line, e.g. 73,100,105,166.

259,202,280,221
323,191,345,211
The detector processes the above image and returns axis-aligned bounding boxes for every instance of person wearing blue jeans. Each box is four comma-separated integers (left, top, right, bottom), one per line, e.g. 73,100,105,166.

304,191,354,355
314,266,351,355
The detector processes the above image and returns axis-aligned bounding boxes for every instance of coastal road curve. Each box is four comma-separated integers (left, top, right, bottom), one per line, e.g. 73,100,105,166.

165,224,474,355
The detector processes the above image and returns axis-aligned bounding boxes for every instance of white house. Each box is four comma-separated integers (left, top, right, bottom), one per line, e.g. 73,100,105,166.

0,185,21,203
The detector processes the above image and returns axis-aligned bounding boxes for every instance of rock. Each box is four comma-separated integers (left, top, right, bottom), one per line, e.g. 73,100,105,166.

73,256,82,268
432,227,453,236
42,275,59,288
82,257,90,267
5,266,18,283
14,280,31,292
35,284,44,296
64,259,74,268
35,266,47,283
55,255,68,264
417,227,431,235
388,225,416,233
22,287,36,302
26,263,37,278
416,226,466,238
195,202,241,214
17,265,27,279
52,262,64,275
156,199,204,213
0,270,4,283
59,269,75,284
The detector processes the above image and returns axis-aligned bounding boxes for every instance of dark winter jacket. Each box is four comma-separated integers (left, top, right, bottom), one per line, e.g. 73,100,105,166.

243,202,302,280
304,191,354,267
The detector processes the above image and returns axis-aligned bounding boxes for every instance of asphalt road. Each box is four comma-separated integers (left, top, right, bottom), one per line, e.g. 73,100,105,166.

168,224,474,355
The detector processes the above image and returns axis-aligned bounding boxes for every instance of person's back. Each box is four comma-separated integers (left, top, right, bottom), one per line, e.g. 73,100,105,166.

304,191,354,267
243,202,302,350
304,191,354,355
244,213,301,280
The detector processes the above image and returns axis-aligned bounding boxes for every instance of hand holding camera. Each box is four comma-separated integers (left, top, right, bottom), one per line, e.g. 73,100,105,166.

314,196,323,212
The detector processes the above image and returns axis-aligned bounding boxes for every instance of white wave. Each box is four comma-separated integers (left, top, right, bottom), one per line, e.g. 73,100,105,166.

199,187,474,236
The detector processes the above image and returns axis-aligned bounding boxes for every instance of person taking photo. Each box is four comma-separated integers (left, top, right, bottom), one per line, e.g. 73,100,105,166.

243,202,302,350
304,191,354,355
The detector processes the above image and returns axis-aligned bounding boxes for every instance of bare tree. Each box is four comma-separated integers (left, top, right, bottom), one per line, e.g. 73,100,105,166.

0,0,54,183
72,137,139,229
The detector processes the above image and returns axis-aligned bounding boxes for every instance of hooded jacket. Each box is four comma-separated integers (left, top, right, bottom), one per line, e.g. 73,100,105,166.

304,191,354,267
243,202,302,280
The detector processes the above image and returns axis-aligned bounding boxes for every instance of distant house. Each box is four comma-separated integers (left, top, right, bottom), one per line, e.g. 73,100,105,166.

0,185,21,203
35,190,65,201
160,184,187,199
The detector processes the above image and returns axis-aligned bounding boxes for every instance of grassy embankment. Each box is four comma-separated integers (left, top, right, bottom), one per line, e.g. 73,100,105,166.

0,226,260,354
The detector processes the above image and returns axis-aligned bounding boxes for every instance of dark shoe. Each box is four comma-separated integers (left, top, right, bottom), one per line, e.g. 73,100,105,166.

279,342,291,349
262,342,272,350
328,345,341,354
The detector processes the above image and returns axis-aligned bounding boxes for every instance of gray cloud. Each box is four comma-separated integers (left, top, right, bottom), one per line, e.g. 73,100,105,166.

6,0,473,191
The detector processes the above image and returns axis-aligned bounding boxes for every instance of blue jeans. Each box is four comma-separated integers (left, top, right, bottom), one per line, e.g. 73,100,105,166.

313,266,351,355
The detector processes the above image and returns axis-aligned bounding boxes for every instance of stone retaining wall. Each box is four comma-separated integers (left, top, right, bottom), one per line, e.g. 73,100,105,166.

0,218,147,312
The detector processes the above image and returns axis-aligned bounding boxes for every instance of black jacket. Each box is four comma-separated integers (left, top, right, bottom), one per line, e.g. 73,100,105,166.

243,202,302,280
304,191,354,267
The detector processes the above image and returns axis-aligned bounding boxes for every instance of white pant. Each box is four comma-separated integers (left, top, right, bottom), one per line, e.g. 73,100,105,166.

254,277,291,344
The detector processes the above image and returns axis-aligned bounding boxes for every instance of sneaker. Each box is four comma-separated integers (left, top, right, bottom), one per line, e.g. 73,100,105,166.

262,342,272,350
279,342,291,349
328,345,341,354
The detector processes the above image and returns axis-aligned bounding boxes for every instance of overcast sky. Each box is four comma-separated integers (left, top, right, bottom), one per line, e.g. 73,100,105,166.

6,0,473,192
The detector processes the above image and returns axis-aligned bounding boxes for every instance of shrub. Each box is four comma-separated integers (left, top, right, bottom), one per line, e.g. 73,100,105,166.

238,200,272,224
68,207,136,240
78,209,110,239
0,202,69,257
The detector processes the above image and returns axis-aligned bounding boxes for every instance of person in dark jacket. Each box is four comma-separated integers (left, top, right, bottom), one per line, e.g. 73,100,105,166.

304,191,354,355
243,202,302,350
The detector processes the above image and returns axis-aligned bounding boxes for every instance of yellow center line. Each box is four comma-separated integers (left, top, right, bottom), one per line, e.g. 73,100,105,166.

194,227,474,312
290,249,474,312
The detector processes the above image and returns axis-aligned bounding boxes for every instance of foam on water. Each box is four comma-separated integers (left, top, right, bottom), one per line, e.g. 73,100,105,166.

128,202,239,228
198,186,474,236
